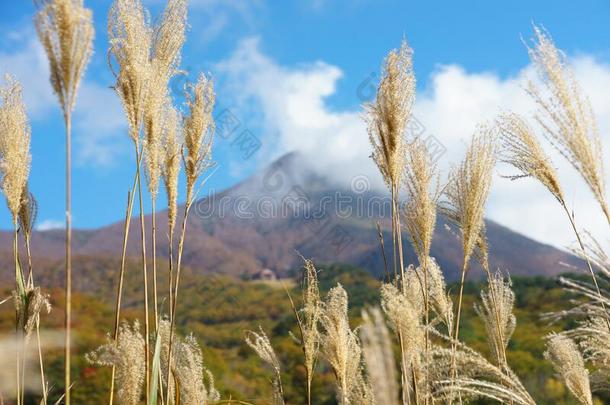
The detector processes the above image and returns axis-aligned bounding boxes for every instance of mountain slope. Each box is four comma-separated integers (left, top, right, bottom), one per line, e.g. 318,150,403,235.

0,152,580,287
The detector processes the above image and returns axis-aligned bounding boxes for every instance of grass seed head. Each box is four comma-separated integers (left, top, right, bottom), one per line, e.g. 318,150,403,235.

34,0,94,116
366,39,415,189
162,103,182,236
442,126,497,269
498,112,564,203
545,334,593,405
0,76,31,223
527,25,606,215
184,73,215,204
108,0,153,144
87,321,145,405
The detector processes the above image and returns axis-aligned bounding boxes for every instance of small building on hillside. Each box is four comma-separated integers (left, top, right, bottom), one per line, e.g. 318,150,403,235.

255,268,277,281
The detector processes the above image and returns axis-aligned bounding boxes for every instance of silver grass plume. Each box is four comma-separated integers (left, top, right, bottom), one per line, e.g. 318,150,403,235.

143,0,187,198
544,334,593,405
18,187,37,237
402,137,439,264
498,112,565,203
366,39,415,189
161,104,182,236
404,257,453,330
430,331,535,405
527,26,608,220
474,272,516,368
108,0,152,143
360,307,398,405
0,76,31,223
87,321,145,405
380,282,425,399
13,285,51,342
568,316,610,391
320,284,366,405
157,318,176,400
34,0,94,117
245,326,285,405
441,126,497,270
156,318,220,405
295,259,321,400
174,334,220,405
184,73,215,204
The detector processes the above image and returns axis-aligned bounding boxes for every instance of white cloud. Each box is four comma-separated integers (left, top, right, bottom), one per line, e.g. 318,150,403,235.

217,37,610,249
0,27,128,167
216,37,377,185
0,36,56,118
73,81,129,167
36,219,64,231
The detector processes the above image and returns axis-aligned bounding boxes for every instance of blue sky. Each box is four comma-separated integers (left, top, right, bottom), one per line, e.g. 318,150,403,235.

1,0,610,247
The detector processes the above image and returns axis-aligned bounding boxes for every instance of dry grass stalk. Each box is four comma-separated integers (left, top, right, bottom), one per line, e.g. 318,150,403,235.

289,258,322,405
143,0,186,336
167,74,216,401
0,76,33,404
245,326,285,405
366,40,415,285
402,135,439,397
499,111,609,330
442,126,496,330
320,284,368,405
360,307,399,405
161,104,181,344
442,126,496,401
474,272,516,368
87,321,146,405
16,187,46,403
499,111,610,329
108,1,164,399
544,334,593,405
526,25,609,224
34,3,94,399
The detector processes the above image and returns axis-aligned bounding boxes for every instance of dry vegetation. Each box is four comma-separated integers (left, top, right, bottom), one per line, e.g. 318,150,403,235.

0,1,610,404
